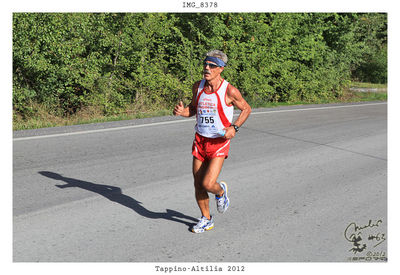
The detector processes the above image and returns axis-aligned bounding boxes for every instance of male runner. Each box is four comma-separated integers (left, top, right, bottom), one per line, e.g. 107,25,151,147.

173,50,251,233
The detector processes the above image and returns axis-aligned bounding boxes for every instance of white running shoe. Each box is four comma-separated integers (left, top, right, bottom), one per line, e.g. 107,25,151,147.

191,216,214,233
215,181,229,213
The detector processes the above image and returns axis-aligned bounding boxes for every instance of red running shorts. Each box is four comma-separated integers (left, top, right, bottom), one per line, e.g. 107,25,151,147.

192,133,231,162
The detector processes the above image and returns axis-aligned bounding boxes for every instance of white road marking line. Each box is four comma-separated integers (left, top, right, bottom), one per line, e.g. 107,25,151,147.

13,102,387,141
13,119,195,141
250,102,387,116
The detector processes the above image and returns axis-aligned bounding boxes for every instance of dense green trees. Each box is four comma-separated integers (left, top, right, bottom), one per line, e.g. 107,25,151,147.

13,13,387,119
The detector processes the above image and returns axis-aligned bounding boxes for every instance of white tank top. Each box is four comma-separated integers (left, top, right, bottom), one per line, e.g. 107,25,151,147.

194,79,234,138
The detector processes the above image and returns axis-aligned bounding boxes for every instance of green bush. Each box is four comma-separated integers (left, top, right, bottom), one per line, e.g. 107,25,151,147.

13,13,387,119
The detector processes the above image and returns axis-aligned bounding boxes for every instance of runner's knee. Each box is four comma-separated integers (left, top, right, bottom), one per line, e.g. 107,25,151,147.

202,178,216,191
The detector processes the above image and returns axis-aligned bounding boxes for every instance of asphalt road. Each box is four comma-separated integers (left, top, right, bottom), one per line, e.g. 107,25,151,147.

13,102,387,262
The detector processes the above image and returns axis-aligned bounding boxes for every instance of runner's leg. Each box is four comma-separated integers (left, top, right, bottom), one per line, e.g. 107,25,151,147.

202,157,225,197
193,157,211,219
193,156,225,219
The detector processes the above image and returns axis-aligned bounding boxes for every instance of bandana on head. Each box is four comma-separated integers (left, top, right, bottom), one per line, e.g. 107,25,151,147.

204,56,226,67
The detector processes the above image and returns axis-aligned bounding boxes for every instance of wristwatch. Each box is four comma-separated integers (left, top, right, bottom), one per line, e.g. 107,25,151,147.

232,124,239,132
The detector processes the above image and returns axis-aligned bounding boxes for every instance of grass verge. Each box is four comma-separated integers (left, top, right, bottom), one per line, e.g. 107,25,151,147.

13,106,173,131
350,81,387,89
248,90,387,109
13,83,387,131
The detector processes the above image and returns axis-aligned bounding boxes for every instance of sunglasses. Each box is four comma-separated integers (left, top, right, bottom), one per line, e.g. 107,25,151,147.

203,62,220,69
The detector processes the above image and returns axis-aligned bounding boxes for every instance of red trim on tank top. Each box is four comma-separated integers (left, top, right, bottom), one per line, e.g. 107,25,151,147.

203,79,225,94
215,90,231,128
196,79,224,107
195,89,205,108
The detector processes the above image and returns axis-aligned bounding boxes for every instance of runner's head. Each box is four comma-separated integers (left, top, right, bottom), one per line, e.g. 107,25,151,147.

203,50,227,80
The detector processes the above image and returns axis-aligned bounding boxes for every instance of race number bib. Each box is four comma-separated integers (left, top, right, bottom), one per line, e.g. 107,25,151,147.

197,108,219,134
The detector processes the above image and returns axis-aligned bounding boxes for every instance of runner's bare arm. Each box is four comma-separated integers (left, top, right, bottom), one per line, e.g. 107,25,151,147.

173,81,200,117
224,84,252,139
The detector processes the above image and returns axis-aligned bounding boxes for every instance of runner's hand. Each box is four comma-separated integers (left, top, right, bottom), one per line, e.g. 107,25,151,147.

173,101,184,116
223,126,236,140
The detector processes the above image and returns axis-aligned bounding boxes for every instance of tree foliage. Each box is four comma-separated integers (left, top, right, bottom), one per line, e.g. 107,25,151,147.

13,13,387,118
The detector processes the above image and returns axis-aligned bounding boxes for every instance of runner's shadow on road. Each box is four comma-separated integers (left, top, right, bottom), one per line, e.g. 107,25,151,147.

38,171,198,229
